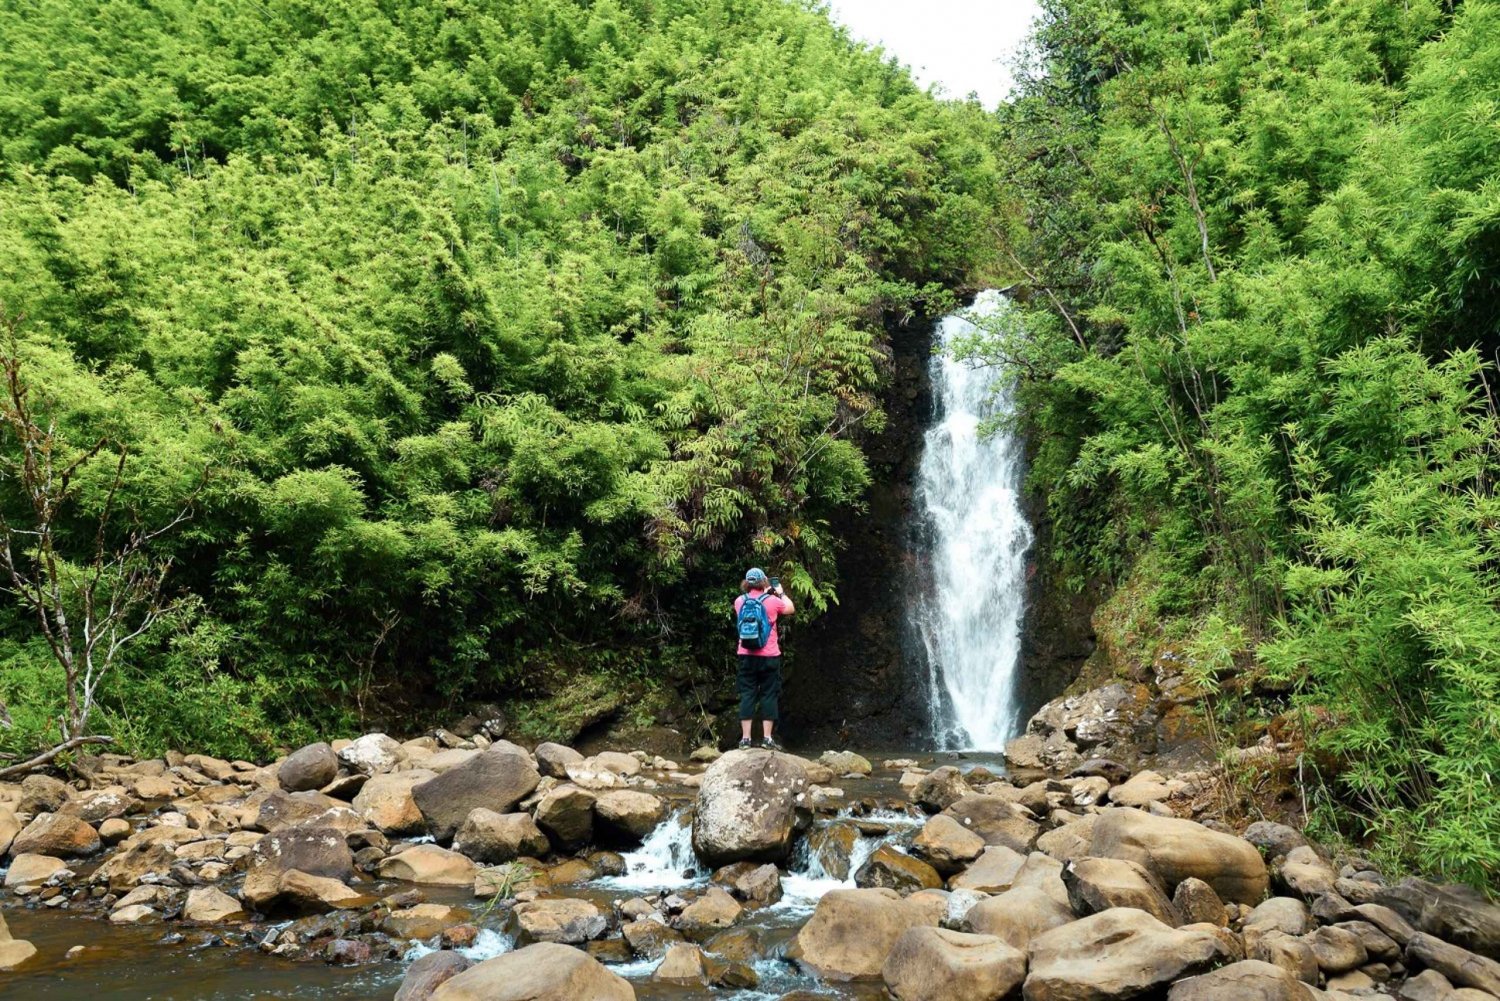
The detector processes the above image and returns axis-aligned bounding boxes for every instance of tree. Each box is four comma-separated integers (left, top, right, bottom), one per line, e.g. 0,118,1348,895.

0,310,204,777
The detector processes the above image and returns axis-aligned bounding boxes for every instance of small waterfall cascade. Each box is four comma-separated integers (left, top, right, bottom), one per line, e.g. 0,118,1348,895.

598,811,702,891
914,290,1035,750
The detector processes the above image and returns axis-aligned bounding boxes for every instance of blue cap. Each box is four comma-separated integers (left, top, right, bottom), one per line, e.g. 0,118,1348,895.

745,568,768,585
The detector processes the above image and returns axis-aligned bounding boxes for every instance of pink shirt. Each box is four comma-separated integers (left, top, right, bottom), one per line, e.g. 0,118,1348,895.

734,590,786,657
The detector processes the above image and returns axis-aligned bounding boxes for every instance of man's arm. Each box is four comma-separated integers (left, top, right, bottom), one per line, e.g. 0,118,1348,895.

775,588,795,615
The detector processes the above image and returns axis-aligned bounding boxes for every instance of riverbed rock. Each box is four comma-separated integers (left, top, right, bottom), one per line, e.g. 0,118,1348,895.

0,911,37,971
351,770,433,836
383,903,470,939
791,887,931,980
429,942,634,1001
1175,877,1229,927
1064,856,1180,924
411,745,541,841
1024,908,1238,1001
378,845,477,886
1167,959,1317,1000
881,926,1026,1001
278,742,338,792
396,950,472,1001
11,812,100,858
594,790,666,842
242,825,355,911
1036,814,1098,864
255,789,356,832
453,808,550,863
512,898,609,944
691,750,808,867
92,838,177,891
713,862,782,907
277,869,372,912
912,814,985,876
534,783,596,847
338,734,405,776
1379,877,1500,961
1277,846,1338,900
805,822,859,881
1405,932,1500,994
1242,821,1308,862
913,767,973,812
855,845,943,895
941,795,1039,853
183,885,247,922
19,774,69,813
1305,925,1367,974
949,845,1027,894
820,751,873,776
534,743,585,778
623,917,684,958
0,806,20,856
676,887,743,940
963,854,1073,950
1089,808,1269,904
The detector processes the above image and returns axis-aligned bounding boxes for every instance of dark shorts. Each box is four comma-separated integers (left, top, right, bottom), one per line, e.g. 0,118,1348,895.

737,654,782,722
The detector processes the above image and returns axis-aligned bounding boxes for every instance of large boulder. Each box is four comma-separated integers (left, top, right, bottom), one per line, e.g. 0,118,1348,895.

675,887,743,941
534,784,596,847
1089,808,1268,904
913,767,973,812
941,796,1040,853
3,853,70,889
912,815,985,876
430,942,634,1001
278,742,339,792
92,839,178,891
882,926,1026,1001
534,743,585,779
338,733,405,776
1063,856,1180,925
791,887,931,981
11,812,100,858
454,808,550,863
241,826,356,912
1378,877,1500,961
412,745,541,840
1167,959,1316,1000
1024,908,1237,1001
1405,933,1500,995
691,750,808,867
377,845,477,886
949,845,1027,894
395,951,472,1001
0,911,37,971
963,854,1073,951
182,886,247,923
854,846,943,895
512,899,609,945
594,791,666,842
351,770,434,835
0,806,20,856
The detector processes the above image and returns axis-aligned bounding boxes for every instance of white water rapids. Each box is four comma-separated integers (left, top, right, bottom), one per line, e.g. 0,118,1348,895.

914,291,1034,750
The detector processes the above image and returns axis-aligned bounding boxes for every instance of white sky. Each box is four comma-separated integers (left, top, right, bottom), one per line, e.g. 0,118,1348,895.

827,0,1043,108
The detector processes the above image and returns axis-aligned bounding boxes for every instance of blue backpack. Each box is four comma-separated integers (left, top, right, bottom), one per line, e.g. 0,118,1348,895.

736,594,772,650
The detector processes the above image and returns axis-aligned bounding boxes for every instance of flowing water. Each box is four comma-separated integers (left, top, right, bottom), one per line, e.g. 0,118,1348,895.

914,290,1035,750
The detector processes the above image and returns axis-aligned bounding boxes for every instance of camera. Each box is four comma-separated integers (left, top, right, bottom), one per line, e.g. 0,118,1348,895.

769,576,780,591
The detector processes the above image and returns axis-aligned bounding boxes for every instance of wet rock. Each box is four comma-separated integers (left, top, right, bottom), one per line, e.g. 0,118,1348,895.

183,886,246,922
1024,908,1238,1001
242,826,355,912
594,791,666,842
623,916,684,958
1064,856,1180,925
1089,808,1269,904
453,808,549,864
653,942,708,984
791,887,931,980
377,846,477,886
948,845,1026,894
325,938,374,966
279,742,339,793
805,822,859,881
691,750,809,867
395,950,473,1001
277,869,373,912
411,745,541,841
676,887,743,940
912,814,985,876
712,862,782,907
338,734,405,776
855,845,943,895
912,767,972,812
1069,758,1132,785
1406,933,1500,995
109,903,161,924
428,941,633,1000
533,784,596,848
1167,959,1317,1000
1379,878,1500,961
704,926,762,963
512,898,608,945
12,813,101,858
534,743,585,779
0,911,38,970
940,795,1039,853
382,903,469,939
881,926,1026,1001
820,751,872,776
1174,877,1228,927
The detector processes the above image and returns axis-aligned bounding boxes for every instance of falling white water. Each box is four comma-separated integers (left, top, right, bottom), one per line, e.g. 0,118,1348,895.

595,811,702,891
915,290,1034,750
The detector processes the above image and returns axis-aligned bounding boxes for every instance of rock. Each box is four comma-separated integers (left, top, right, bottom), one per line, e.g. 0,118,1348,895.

594,791,666,842
690,746,721,763
691,750,808,867
1247,897,1312,937
713,862,782,907
1380,878,1500,961
183,886,246,922
1175,877,1228,927
279,742,339,792
351,771,434,836
11,813,100,858
963,853,1073,950
1306,925,1368,974
411,745,541,841
1070,776,1111,808
623,917,684,958
241,825,355,911
912,815,985,876
1070,759,1132,785
534,743,585,779
913,767,973,812
395,944,473,1000
19,774,70,813
338,734,405,776
940,796,1039,853
325,938,374,966
1406,932,1500,995
1338,919,1399,962
429,942,634,1001
1247,930,1319,984
1398,969,1456,1001
512,898,608,944
378,845,477,886
1089,808,1269,904
653,942,708,984
1036,814,1098,864
277,869,372,912
255,789,357,832
1278,846,1337,900
0,911,38,971
1025,908,1238,1001
109,904,161,924
1064,856,1180,924
383,903,470,939
534,784,596,848
676,887,743,940
0,806,19,856
453,808,550,864
592,751,643,777
855,845,943,895
791,887,931,980
1030,683,1152,750
820,751,873,776
805,822,859,880
1167,959,1316,1000
881,926,1026,1001
948,845,1027,894
1109,770,1174,808
1005,733,1082,774
98,817,132,845
1242,821,1309,862
60,785,135,822
1354,903,1418,947
92,839,177,891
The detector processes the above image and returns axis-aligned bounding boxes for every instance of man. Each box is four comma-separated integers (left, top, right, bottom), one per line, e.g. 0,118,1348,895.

733,567,794,750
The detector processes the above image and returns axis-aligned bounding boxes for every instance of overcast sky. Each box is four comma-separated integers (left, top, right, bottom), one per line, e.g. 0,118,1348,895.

827,0,1043,108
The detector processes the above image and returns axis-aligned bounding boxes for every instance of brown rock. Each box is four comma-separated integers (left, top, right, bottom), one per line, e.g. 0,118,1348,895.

182,886,246,922
453,808,549,864
712,862,782,907
855,845,943,896
1089,808,1269,904
882,925,1026,1001
512,898,608,944
791,887,930,980
1166,959,1316,1000
1175,876,1228,927
383,903,470,939
352,771,433,836
653,942,708,984
949,845,1027,894
278,742,339,793
1406,932,1500,995
429,942,633,1001
11,812,100,858
534,784,596,848
676,887,743,940
1024,908,1238,1001
377,845,477,886
912,814,985,876
534,743,585,779
412,745,541,841
396,951,473,1001
691,750,808,867
594,790,666,842
913,767,973,812
941,796,1039,853
1064,856,1180,925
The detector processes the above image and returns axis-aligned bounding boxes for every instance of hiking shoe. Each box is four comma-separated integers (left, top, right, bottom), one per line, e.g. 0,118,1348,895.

760,737,781,751
737,738,752,749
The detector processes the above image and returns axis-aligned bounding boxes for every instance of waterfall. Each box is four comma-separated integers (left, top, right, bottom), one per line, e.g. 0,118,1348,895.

914,290,1034,750
596,811,702,891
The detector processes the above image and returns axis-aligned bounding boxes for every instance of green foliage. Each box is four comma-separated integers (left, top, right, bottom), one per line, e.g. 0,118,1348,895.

990,0,1500,884
0,0,1005,760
